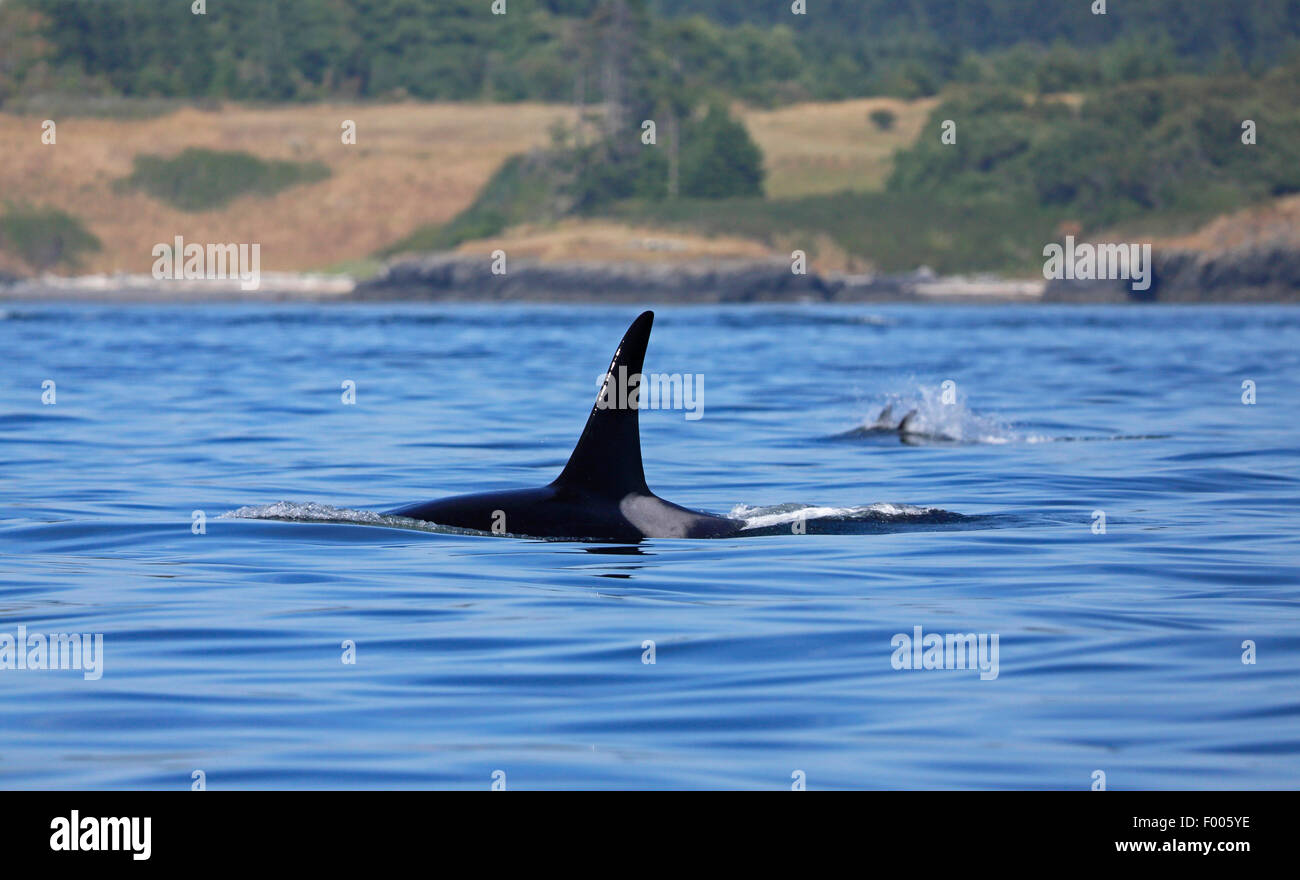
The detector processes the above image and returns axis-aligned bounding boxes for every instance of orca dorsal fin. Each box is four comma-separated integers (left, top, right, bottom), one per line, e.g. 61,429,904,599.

552,311,653,497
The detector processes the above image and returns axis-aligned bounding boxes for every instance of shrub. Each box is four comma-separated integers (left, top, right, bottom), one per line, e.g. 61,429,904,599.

0,204,101,272
869,109,896,131
116,147,330,211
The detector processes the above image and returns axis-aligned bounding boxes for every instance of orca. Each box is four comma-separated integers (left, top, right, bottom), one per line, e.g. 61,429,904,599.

834,403,957,445
387,311,742,542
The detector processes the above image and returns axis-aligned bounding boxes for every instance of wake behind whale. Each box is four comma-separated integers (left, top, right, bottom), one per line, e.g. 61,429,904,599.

833,388,1172,446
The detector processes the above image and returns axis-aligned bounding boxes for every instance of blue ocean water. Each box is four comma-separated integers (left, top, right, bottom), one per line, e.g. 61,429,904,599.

1,302,1297,790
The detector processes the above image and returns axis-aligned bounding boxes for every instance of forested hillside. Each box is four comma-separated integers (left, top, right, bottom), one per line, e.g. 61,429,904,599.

5,0,1300,106
5,0,1300,278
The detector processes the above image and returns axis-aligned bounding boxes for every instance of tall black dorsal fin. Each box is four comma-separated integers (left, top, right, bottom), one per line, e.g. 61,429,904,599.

552,310,653,497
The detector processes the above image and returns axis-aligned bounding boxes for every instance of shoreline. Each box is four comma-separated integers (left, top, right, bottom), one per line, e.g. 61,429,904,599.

3,250,1298,304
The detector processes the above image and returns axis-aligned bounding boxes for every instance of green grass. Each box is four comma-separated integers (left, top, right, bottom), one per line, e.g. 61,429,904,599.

116,147,330,212
0,203,101,272
603,192,1071,275
371,157,1192,276
379,152,560,257
0,94,214,119
320,256,384,279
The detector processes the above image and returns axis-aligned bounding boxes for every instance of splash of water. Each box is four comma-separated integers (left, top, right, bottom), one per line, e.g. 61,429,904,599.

848,384,1167,445
869,384,1023,444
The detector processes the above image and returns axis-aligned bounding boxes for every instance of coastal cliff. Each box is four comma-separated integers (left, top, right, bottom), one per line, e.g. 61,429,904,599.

1044,245,1300,303
353,255,841,302
352,254,1049,303
357,249,1300,304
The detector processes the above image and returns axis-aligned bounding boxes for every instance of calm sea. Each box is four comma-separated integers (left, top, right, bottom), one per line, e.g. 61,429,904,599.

2,303,1297,789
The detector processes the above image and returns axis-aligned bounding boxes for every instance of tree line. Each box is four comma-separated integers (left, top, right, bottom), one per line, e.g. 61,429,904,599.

5,0,1300,106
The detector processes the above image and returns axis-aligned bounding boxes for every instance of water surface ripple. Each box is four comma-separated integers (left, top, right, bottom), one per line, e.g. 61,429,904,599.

2,303,1297,789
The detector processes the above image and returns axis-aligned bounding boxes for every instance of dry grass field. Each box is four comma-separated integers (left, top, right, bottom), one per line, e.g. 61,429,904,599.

0,102,578,275
0,96,937,275
1150,194,1300,252
453,218,778,263
741,97,937,198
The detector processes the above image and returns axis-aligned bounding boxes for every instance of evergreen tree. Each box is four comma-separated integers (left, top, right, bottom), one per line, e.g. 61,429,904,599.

679,104,764,199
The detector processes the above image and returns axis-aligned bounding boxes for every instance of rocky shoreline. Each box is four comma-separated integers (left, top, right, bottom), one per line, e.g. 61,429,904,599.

352,254,1046,303
3,248,1298,304
354,251,1300,303
1043,246,1300,303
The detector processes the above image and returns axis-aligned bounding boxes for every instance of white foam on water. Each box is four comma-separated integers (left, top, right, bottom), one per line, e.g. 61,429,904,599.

858,388,1162,446
729,502,943,530
222,501,454,533
873,384,1021,444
